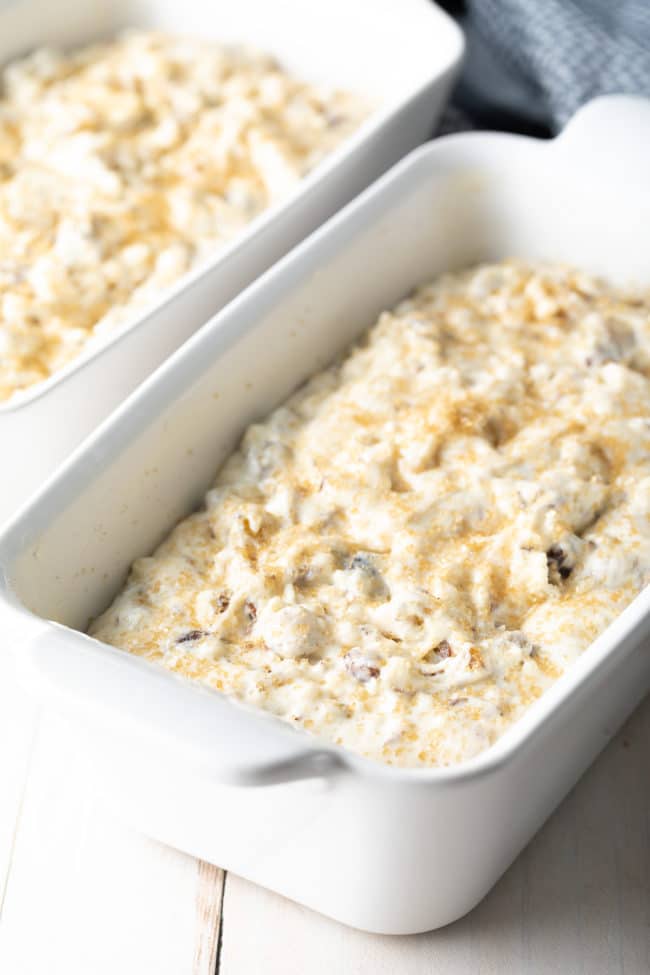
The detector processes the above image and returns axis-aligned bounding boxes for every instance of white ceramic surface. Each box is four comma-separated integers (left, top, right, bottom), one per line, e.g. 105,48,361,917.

1,96,649,935
0,0,463,525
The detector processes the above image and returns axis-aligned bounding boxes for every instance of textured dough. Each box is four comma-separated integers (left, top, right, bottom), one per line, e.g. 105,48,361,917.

0,31,366,401
91,261,650,767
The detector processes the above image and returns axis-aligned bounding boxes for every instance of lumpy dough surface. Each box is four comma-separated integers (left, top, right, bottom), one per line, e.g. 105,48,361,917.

0,31,365,401
91,261,650,767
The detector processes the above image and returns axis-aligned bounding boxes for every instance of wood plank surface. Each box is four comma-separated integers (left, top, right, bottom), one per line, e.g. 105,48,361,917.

0,703,225,975
0,646,647,975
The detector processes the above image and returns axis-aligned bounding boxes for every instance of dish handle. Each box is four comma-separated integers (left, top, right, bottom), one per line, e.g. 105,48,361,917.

18,624,348,787
553,94,650,182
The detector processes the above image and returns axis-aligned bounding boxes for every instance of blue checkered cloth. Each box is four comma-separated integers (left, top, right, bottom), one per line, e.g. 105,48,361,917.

441,0,650,134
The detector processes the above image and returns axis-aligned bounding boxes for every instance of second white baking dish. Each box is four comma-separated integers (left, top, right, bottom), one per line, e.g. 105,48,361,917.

0,0,463,525
1,96,649,935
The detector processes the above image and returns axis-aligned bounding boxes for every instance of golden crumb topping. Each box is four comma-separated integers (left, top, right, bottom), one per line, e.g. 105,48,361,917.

91,261,650,767
0,31,366,401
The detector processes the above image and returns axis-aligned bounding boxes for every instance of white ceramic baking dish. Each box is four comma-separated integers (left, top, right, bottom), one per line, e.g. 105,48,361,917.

1,96,649,935
0,0,463,525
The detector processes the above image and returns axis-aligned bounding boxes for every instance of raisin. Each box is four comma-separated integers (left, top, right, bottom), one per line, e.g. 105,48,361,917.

344,652,380,682
547,544,566,565
547,544,573,583
217,592,230,613
348,553,378,575
177,629,206,643
244,601,257,623
436,639,453,659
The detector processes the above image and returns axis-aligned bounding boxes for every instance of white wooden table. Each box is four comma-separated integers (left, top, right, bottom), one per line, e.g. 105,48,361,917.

1,645,648,975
